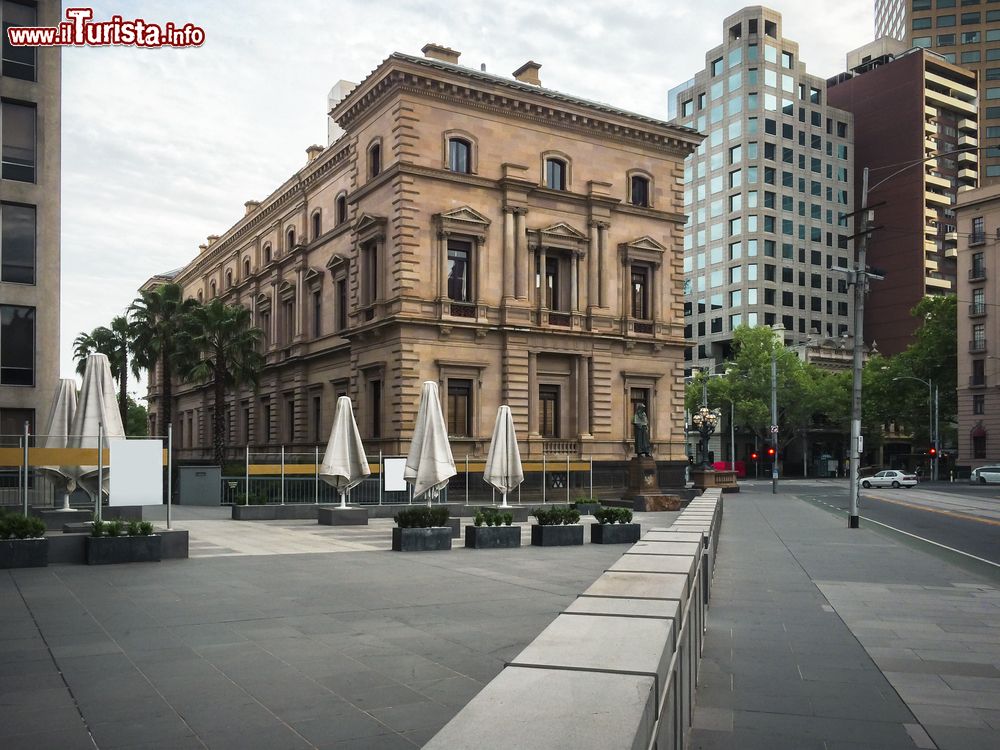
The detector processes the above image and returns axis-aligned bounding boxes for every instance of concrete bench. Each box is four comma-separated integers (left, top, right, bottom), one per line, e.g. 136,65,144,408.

317,507,368,525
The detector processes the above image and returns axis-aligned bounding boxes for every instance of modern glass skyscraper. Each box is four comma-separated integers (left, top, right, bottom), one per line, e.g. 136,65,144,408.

669,7,855,373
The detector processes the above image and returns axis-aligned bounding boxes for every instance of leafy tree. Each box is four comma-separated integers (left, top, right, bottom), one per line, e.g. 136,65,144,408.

72,314,136,426
176,298,264,466
129,283,196,441
126,396,149,437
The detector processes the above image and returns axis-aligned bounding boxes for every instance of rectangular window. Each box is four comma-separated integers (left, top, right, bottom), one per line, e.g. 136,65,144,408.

447,240,473,302
973,395,985,416
631,266,649,319
0,303,33,385
362,241,378,307
370,379,382,439
0,407,32,447
336,278,347,332
0,202,34,284
1,1,36,80
1,100,35,182
447,379,472,437
311,289,321,337
539,385,560,438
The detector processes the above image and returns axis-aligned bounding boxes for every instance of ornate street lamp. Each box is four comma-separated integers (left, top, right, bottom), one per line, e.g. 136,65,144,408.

691,406,720,469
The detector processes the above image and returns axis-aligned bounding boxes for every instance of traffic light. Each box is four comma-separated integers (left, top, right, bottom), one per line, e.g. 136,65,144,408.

928,446,937,457
766,446,776,459
750,451,759,461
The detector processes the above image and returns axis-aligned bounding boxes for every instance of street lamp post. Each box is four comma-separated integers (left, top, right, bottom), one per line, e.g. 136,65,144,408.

691,406,720,470
893,376,938,481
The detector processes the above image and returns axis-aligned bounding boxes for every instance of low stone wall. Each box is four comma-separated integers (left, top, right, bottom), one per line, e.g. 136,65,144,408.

424,488,724,750
47,529,189,564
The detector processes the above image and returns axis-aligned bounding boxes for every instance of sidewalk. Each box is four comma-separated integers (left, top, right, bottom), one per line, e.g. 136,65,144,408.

690,486,1000,750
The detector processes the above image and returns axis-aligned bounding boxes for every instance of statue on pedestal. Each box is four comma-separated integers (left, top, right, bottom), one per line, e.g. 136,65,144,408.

632,404,651,457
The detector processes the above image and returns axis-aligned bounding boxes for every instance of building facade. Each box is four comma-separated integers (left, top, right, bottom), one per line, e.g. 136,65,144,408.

144,44,702,478
0,0,61,444
668,6,856,373
955,182,1000,468
874,0,1000,184
828,42,979,354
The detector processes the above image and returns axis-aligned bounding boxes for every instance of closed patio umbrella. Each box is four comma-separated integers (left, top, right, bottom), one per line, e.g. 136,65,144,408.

67,353,126,505
39,378,78,511
404,381,456,505
483,405,523,507
319,396,370,508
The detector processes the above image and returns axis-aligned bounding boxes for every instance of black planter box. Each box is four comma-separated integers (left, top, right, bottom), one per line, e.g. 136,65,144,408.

530,524,584,547
590,523,641,544
318,507,368,526
465,525,521,549
0,538,48,569
392,527,452,552
86,535,162,565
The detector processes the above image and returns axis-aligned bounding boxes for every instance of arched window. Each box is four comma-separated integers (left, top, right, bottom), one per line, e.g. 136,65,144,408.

448,138,471,173
311,211,322,240
197,290,203,302
336,194,347,225
210,281,217,298
225,270,233,288
286,227,296,250
630,174,651,207
264,244,272,264
545,157,567,190
368,141,381,178
243,258,251,278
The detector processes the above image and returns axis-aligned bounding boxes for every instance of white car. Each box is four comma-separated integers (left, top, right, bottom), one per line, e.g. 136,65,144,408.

860,470,917,489
969,466,1000,485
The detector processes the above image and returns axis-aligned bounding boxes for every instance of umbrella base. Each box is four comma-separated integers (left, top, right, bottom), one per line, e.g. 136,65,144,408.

318,507,368,526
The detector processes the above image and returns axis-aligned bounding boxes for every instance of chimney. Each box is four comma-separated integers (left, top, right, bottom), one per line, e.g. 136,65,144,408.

206,235,220,246
198,243,209,254
513,61,541,86
421,43,461,64
244,200,260,215
306,144,324,163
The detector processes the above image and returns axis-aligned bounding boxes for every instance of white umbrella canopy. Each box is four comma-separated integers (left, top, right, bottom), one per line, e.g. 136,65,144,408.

319,396,370,508
404,381,456,505
483,405,524,507
39,378,78,509
67,353,126,501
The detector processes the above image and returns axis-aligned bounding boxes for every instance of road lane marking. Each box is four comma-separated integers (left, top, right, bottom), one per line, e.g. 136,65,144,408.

864,492,1000,527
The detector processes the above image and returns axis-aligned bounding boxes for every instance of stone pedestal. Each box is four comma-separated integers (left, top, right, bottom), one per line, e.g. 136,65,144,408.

624,457,682,511
691,468,739,492
318,507,368,526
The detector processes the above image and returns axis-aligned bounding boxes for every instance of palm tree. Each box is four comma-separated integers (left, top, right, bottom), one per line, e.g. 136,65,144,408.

72,315,135,426
177,298,264,466
129,283,196,440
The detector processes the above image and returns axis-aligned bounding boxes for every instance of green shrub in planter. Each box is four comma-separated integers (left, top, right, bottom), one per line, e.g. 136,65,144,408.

474,512,484,527
594,507,633,524
126,520,141,537
479,507,510,527
106,520,125,537
394,506,450,528
138,521,154,536
503,512,513,526
0,513,45,539
91,520,105,537
531,507,580,526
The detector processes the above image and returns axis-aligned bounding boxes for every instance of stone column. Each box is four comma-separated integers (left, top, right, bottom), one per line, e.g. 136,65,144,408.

652,264,660,321
438,231,449,301
598,223,609,308
575,356,591,436
295,267,305,338
588,222,599,309
269,281,278,346
528,351,538,435
503,209,515,300
514,209,527,299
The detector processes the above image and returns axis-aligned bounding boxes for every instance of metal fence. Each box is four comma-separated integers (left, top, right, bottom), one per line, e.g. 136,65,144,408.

225,450,594,506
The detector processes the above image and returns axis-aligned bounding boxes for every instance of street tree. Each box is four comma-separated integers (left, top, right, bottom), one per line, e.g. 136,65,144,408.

72,314,136,426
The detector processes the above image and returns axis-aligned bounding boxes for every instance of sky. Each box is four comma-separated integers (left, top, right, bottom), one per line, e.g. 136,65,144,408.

59,0,875,392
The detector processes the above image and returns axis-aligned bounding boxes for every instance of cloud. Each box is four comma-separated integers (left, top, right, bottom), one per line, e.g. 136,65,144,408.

59,0,873,382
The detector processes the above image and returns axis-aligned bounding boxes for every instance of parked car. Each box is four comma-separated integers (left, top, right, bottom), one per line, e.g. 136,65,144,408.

969,466,1000,485
860,470,917,489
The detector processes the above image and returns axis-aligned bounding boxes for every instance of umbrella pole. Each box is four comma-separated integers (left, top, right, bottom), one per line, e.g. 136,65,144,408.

501,491,508,508
339,487,347,510
96,423,104,523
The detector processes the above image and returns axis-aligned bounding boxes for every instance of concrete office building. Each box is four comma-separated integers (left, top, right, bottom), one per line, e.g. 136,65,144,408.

955,182,1000,467
875,0,1000,184
828,41,979,354
143,43,701,481
0,0,61,444
669,6,855,374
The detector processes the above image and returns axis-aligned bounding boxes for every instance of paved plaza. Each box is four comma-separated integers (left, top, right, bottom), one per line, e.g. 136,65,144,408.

1,509,666,749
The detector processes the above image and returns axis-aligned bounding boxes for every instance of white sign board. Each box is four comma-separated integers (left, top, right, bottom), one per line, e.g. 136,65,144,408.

383,457,408,492
770,425,779,434
109,439,162,506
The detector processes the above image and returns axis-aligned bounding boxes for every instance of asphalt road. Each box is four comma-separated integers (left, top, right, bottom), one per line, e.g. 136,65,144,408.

742,478,1000,569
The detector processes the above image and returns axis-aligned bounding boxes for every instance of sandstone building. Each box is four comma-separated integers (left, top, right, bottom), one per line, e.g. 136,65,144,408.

144,44,702,482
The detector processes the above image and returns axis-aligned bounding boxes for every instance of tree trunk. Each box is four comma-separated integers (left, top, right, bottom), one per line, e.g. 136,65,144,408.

161,350,173,439
213,358,226,468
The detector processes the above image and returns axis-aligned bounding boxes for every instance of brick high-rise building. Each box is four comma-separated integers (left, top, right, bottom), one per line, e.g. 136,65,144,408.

828,41,978,354
874,0,1000,183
